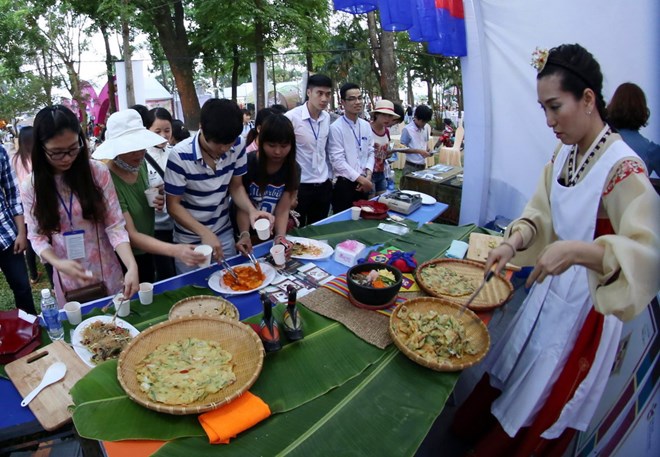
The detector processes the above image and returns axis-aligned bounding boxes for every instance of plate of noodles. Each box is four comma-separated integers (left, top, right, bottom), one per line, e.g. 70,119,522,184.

208,262,276,295
71,315,139,367
286,236,334,260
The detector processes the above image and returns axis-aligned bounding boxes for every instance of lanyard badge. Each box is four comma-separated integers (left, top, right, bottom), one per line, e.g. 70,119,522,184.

56,190,86,260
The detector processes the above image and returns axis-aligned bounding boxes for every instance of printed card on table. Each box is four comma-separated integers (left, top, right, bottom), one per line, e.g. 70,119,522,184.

401,273,420,292
297,263,334,287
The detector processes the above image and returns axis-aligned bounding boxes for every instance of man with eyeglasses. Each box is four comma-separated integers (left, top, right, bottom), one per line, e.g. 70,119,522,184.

0,145,35,314
284,73,334,226
328,82,375,213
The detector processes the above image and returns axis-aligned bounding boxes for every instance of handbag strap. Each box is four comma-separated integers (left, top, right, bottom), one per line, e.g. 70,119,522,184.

57,224,105,293
144,152,165,178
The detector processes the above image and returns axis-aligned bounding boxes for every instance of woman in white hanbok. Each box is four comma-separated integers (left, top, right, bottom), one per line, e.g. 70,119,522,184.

452,44,660,457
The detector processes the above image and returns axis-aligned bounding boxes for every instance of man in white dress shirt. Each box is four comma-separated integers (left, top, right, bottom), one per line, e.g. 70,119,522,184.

284,74,333,226
328,83,375,213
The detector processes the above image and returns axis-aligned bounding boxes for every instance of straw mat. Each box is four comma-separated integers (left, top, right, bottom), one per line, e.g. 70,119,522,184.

298,287,393,349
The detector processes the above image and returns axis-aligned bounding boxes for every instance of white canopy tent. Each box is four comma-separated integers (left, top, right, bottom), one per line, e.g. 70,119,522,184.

460,0,659,226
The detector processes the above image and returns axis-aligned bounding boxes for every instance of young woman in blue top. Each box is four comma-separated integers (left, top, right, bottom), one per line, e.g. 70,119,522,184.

235,114,300,255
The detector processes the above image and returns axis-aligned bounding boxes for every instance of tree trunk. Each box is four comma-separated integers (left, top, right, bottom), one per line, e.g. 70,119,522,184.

378,31,398,101
99,23,117,115
254,0,266,111
120,11,135,107
305,32,313,72
35,48,54,105
406,69,414,106
231,44,240,103
66,61,87,126
366,13,382,86
149,1,200,129
426,80,434,107
457,85,463,116
367,12,399,101
212,71,219,99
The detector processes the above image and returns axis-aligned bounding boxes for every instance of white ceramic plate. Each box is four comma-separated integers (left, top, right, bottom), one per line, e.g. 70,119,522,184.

71,315,140,368
400,190,437,205
286,236,335,260
208,262,276,295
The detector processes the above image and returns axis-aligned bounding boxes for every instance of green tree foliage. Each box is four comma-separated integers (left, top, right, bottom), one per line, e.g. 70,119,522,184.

0,1,60,105
319,14,379,103
0,68,52,127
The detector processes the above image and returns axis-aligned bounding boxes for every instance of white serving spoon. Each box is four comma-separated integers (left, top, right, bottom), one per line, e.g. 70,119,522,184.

21,362,67,407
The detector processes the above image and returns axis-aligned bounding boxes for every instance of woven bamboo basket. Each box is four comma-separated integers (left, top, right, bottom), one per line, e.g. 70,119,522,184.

415,259,513,311
117,316,263,415
168,295,239,321
389,297,490,372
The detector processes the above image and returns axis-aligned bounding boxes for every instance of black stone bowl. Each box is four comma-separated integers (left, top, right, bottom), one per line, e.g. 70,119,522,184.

346,263,403,307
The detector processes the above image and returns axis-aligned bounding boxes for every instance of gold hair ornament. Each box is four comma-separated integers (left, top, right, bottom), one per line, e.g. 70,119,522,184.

531,47,549,73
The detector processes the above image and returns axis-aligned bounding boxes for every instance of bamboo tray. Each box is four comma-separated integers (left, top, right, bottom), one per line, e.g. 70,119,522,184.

389,297,490,372
168,295,239,321
117,316,263,415
415,258,513,311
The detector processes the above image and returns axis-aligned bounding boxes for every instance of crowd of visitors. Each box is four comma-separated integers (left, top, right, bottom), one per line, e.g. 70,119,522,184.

0,41,658,457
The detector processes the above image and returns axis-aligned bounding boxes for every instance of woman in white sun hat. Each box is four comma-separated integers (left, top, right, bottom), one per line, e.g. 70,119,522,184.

93,109,205,282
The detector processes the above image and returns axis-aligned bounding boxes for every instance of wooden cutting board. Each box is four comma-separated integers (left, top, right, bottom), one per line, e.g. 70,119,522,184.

466,233,521,272
6,340,91,431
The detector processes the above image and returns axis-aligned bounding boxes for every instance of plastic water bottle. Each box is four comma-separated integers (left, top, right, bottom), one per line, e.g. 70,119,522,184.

386,168,396,191
41,289,64,341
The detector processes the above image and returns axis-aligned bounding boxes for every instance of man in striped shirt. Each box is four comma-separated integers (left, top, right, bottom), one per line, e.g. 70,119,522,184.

165,99,273,273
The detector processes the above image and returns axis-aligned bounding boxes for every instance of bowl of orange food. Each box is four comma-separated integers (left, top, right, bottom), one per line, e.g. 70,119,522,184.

347,263,402,307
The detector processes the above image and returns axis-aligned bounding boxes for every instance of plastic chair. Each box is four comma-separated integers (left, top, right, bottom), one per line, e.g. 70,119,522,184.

438,123,464,166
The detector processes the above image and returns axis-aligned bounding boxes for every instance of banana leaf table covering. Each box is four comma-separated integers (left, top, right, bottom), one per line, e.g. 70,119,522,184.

71,304,459,456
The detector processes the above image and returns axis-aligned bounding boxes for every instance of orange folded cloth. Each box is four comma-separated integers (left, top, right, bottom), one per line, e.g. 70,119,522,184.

198,392,271,444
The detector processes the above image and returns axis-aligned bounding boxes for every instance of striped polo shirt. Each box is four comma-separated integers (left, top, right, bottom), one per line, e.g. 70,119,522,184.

164,133,246,244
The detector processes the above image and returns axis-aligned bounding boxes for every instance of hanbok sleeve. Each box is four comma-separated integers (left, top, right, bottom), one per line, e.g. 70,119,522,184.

505,160,558,266
589,159,660,321
91,161,130,248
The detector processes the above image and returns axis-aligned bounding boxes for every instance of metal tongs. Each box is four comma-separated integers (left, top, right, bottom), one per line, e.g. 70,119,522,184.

246,251,263,276
457,265,497,317
220,258,240,282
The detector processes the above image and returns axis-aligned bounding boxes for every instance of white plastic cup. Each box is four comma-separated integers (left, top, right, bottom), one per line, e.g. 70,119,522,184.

63,301,82,325
144,187,159,207
113,295,131,317
138,282,153,305
254,218,271,241
350,206,361,221
194,244,213,267
270,244,286,266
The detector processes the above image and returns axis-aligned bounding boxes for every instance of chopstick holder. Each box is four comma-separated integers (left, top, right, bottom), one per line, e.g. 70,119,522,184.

445,240,469,259
198,392,271,444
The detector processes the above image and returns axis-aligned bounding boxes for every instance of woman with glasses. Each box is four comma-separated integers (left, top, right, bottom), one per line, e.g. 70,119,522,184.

21,105,139,307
